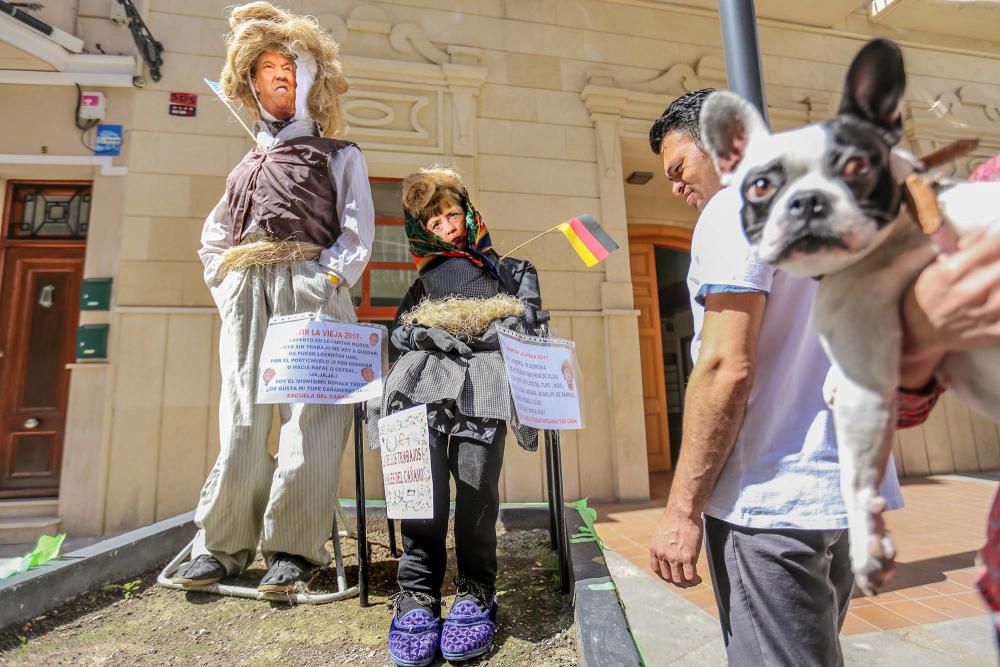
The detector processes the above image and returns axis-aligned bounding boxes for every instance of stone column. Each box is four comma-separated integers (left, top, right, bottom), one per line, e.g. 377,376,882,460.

582,88,650,502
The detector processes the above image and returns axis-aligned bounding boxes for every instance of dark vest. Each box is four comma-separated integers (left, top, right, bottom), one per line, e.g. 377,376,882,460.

223,136,356,246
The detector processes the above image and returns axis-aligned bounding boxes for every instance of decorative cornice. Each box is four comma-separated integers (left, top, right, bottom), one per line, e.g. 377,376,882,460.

582,57,840,133
317,5,481,69
930,84,1000,125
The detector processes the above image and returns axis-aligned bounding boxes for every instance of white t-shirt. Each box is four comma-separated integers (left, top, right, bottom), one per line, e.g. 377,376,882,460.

687,187,903,530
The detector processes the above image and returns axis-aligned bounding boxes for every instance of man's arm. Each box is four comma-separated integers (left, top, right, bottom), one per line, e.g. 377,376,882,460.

649,290,766,588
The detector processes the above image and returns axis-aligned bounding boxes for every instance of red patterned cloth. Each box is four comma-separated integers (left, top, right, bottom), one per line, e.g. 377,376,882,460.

967,153,1000,624
981,494,1000,625
896,381,946,429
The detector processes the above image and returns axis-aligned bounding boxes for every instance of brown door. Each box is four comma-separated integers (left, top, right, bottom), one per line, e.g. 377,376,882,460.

630,242,672,472
0,246,85,498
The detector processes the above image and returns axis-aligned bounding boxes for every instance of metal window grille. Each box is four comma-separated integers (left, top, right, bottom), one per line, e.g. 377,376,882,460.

6,181,92,239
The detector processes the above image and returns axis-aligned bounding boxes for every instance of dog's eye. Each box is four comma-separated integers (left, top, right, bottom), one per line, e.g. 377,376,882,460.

748,177,774,200
842,155,871,177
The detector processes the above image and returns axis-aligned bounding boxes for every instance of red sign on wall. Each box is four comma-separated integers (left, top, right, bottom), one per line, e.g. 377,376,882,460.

169,92,197,117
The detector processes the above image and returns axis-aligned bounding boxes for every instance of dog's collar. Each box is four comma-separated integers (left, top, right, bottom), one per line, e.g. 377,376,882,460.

902,137,980,236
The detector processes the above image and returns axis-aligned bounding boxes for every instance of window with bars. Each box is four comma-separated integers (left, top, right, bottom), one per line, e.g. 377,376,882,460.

351,178,417,325
5,181,92,240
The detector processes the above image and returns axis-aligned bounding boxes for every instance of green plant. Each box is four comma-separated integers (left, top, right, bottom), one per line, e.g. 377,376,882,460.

101,579,142,600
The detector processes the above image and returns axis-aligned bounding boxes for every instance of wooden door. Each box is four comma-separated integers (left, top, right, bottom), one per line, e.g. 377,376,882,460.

630,242,671,472
0,246,85,498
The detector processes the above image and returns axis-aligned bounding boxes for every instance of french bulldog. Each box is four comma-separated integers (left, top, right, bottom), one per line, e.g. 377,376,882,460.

699,38,1000,594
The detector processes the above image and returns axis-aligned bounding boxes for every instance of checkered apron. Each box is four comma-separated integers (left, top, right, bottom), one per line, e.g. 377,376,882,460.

367,258,538,451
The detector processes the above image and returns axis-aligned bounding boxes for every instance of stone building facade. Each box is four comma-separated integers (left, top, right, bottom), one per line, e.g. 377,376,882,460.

1,0,999,540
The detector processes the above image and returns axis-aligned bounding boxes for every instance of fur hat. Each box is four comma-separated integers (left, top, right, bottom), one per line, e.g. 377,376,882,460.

401,166,469,220
220,2,348,137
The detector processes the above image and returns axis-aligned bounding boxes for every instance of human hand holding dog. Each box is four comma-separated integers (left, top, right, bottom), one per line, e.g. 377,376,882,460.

900,229,1000,388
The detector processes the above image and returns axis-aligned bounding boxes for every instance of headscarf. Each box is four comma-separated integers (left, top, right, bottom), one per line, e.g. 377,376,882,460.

404,199,498,277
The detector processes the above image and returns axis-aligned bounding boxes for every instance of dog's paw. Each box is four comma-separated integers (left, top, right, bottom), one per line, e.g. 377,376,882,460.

851,531,896,596
848,508,896,596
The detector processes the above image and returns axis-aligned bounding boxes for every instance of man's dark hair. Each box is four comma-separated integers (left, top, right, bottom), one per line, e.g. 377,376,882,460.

648,88,716,155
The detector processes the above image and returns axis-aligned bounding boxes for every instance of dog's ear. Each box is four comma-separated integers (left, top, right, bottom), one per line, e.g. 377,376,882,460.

700,91,768,181
839,39,906,143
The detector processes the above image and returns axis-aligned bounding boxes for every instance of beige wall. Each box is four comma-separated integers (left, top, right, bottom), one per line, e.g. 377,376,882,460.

3,0,999,534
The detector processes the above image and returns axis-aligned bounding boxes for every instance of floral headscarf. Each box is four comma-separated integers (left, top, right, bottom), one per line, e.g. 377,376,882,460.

404,199,498,277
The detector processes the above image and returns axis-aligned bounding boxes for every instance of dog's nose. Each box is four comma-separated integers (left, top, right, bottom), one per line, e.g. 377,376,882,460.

787,191,831,221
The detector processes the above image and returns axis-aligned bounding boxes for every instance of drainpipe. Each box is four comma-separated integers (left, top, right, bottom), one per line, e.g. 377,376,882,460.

718,0,770,126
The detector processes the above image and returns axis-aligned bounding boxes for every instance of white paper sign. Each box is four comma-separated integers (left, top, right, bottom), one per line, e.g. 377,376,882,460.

256,313,385,405
497,327,584,430
378,405,434,519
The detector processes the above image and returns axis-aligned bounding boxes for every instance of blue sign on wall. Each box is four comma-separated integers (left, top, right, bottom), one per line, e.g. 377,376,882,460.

94,124,123,157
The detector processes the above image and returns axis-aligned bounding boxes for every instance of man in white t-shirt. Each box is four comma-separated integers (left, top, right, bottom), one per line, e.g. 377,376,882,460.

646,89,1000,665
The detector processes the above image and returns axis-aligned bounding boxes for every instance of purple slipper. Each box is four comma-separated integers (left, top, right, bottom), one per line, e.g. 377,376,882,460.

388,593,442,667
440,579,498,662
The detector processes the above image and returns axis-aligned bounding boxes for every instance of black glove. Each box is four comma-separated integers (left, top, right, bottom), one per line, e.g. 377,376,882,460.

522,304,539,334
468,316,522,351
406,326,473,356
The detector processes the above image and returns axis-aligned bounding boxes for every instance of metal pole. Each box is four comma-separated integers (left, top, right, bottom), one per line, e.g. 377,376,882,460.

387,518,399,558
718,0,769,126
545,432,559,550
546,430,571,595
354,403,369,607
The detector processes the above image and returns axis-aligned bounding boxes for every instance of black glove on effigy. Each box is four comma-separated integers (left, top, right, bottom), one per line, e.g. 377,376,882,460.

392,324,473,357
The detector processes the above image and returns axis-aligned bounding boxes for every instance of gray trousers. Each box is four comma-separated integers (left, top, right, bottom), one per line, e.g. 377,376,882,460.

192,261,356,574
704,515,854,667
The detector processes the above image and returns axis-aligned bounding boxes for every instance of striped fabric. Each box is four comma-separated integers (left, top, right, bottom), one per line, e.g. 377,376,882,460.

966,153,1000,623
192,258,356,573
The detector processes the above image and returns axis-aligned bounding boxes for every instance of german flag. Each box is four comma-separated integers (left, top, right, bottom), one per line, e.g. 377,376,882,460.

557,215,619,267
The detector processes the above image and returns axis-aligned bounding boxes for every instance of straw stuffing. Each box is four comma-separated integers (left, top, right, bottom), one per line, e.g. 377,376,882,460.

400,294,526,336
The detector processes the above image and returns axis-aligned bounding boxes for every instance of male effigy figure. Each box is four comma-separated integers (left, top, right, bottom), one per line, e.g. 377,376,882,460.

170,2,374,592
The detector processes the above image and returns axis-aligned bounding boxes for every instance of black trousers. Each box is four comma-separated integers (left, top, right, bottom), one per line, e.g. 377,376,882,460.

397,423,506,601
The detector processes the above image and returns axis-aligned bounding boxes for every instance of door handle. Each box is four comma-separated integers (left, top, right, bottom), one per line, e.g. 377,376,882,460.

39,284,55,308
24,418,39,430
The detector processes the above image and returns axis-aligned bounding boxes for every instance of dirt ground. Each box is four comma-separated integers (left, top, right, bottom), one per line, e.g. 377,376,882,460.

0,527,577,666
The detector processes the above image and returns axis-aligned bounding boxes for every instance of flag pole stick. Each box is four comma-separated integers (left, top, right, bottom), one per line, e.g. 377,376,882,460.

499,223,563,260
204,79,257,143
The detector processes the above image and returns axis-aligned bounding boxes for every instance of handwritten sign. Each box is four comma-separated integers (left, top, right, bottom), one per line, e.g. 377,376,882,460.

256,313,386,404
377,405,434,519
497,327,584,430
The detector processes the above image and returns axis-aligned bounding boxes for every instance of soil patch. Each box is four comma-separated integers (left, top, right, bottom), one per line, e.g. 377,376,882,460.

0,527,575,666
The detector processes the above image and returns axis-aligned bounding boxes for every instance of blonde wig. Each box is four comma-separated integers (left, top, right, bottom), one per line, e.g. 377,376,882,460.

220,2,348,137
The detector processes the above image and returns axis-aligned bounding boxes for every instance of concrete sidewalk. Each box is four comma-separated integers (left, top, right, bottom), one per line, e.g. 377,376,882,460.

594,473,998,665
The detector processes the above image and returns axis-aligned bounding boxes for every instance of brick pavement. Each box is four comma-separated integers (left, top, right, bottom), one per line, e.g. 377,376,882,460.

593,473,995,635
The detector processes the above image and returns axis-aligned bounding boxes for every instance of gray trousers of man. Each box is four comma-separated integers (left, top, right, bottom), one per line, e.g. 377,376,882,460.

192,261,356,575
704,515,854,667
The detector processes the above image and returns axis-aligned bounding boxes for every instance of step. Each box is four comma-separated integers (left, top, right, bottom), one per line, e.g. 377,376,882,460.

0,516,61,545
0,498,59,520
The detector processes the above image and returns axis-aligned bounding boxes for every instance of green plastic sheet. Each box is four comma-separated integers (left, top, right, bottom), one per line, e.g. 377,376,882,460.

0,533,65,579
567,497,604,549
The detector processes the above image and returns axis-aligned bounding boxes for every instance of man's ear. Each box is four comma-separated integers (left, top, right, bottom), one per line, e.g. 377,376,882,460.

838,39,906,144
699,91,769,179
